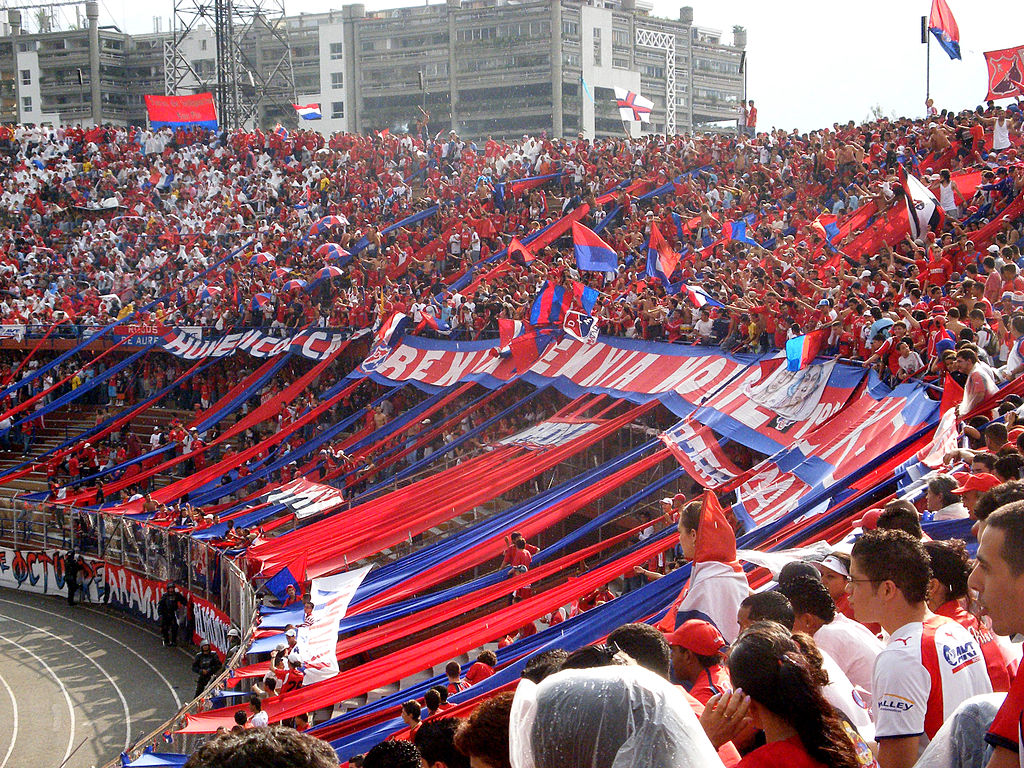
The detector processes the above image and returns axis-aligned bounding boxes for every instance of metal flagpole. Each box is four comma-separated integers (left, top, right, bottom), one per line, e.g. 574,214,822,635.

922,15,931,105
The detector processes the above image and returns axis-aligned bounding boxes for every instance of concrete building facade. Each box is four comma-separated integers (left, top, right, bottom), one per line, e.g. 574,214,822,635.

0,0,745,140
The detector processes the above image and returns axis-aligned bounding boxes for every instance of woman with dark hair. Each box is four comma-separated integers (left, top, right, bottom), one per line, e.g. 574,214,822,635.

924,539,1011,692
722,622,863,768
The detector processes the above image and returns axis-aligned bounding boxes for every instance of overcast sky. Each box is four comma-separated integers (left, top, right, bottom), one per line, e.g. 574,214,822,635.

93,0,1024,132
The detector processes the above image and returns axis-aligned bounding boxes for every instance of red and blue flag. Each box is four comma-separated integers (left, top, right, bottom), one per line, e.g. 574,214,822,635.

572,221,618,273
683,285,725,309
374,311,411,349
929,0,961,61
415,313,450,334
721,220,759,246
646,223,680,284
530,282,574,325
812,213,841,247
785,328,829,372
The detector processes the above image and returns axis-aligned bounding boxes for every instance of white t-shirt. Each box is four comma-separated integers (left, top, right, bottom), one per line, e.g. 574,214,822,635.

820,647,876,744
249,710,269,728
872,616,992,753
815,613,884,697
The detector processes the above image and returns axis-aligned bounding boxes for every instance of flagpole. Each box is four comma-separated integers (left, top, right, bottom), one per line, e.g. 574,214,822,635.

926,32,931,104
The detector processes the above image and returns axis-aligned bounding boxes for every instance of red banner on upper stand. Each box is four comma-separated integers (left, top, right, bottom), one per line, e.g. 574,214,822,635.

984,46,1024,101
144,93,218,129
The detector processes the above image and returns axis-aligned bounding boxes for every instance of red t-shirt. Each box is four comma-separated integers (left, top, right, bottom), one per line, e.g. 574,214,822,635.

690,663,731,706
464,662,494,686
738,736,826,768
986,663,1024,754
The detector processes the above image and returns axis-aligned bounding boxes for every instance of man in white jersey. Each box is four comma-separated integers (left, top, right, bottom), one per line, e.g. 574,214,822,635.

849,529,992,768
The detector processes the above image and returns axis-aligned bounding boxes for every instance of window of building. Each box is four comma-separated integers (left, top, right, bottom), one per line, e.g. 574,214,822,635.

17,41,36,52
612,57,629,69
331,71,344,89
329,41,343,59
593,27,601,66
613,29,630,47
200,39,207,51
20,70,30,86
331,101,344,119
562,20,578,38
21,96,31,113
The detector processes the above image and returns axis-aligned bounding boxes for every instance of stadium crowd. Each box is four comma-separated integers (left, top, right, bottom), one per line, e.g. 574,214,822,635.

3,94,1024,768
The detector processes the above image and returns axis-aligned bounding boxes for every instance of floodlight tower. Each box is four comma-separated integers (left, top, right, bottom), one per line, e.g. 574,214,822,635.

165,0,296,130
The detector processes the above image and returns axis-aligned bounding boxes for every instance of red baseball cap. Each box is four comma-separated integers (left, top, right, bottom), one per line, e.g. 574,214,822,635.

953,473,1001,494
664,619,727,656
852,507,883,530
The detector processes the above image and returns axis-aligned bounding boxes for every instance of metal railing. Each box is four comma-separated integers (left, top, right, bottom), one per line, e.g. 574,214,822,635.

0,493,259,766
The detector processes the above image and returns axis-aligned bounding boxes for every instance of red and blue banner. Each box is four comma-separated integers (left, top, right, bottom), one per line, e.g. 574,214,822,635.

144,93,218,131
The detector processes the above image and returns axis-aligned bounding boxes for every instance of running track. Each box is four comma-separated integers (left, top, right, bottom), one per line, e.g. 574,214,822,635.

0,588,194,768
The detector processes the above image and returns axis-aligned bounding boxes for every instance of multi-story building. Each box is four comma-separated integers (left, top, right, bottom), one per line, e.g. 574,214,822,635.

0,0,746,140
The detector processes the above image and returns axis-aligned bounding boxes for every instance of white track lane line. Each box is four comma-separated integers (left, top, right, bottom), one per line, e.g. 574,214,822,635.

0,632,73,765
0,598,183,709
0,612,132,750
73,601,192,661
0,665,19,768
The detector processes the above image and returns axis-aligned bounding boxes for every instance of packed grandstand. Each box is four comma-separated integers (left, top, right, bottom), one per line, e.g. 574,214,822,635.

0,96,1023,768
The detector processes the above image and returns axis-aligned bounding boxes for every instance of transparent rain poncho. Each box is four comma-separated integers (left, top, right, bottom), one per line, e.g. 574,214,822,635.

510,665,725,768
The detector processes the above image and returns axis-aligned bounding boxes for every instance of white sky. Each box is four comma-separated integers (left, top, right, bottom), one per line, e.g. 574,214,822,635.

92,0,1024,132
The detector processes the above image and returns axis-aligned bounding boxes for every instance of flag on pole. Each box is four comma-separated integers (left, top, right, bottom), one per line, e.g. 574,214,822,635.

291,103,323,120
572,221,618,272
274,124,289,139
785,328,829,372
646,223,680,283
900,165,945,240
928,0,961,61
612,87,653,123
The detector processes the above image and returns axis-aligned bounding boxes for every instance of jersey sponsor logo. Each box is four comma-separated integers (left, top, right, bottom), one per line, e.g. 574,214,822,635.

942,641,981,673
877,693,917,713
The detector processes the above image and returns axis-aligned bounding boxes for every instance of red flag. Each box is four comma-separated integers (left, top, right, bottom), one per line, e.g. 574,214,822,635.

984,46,1024,101
507,237,534,266
694,491,738,565
939,372,964,416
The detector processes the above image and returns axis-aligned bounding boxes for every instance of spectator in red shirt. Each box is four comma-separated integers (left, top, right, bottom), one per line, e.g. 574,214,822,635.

464,650,497,686
665,619,730,705
281,583,301,607
445,661,469,696
500,532,538,567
